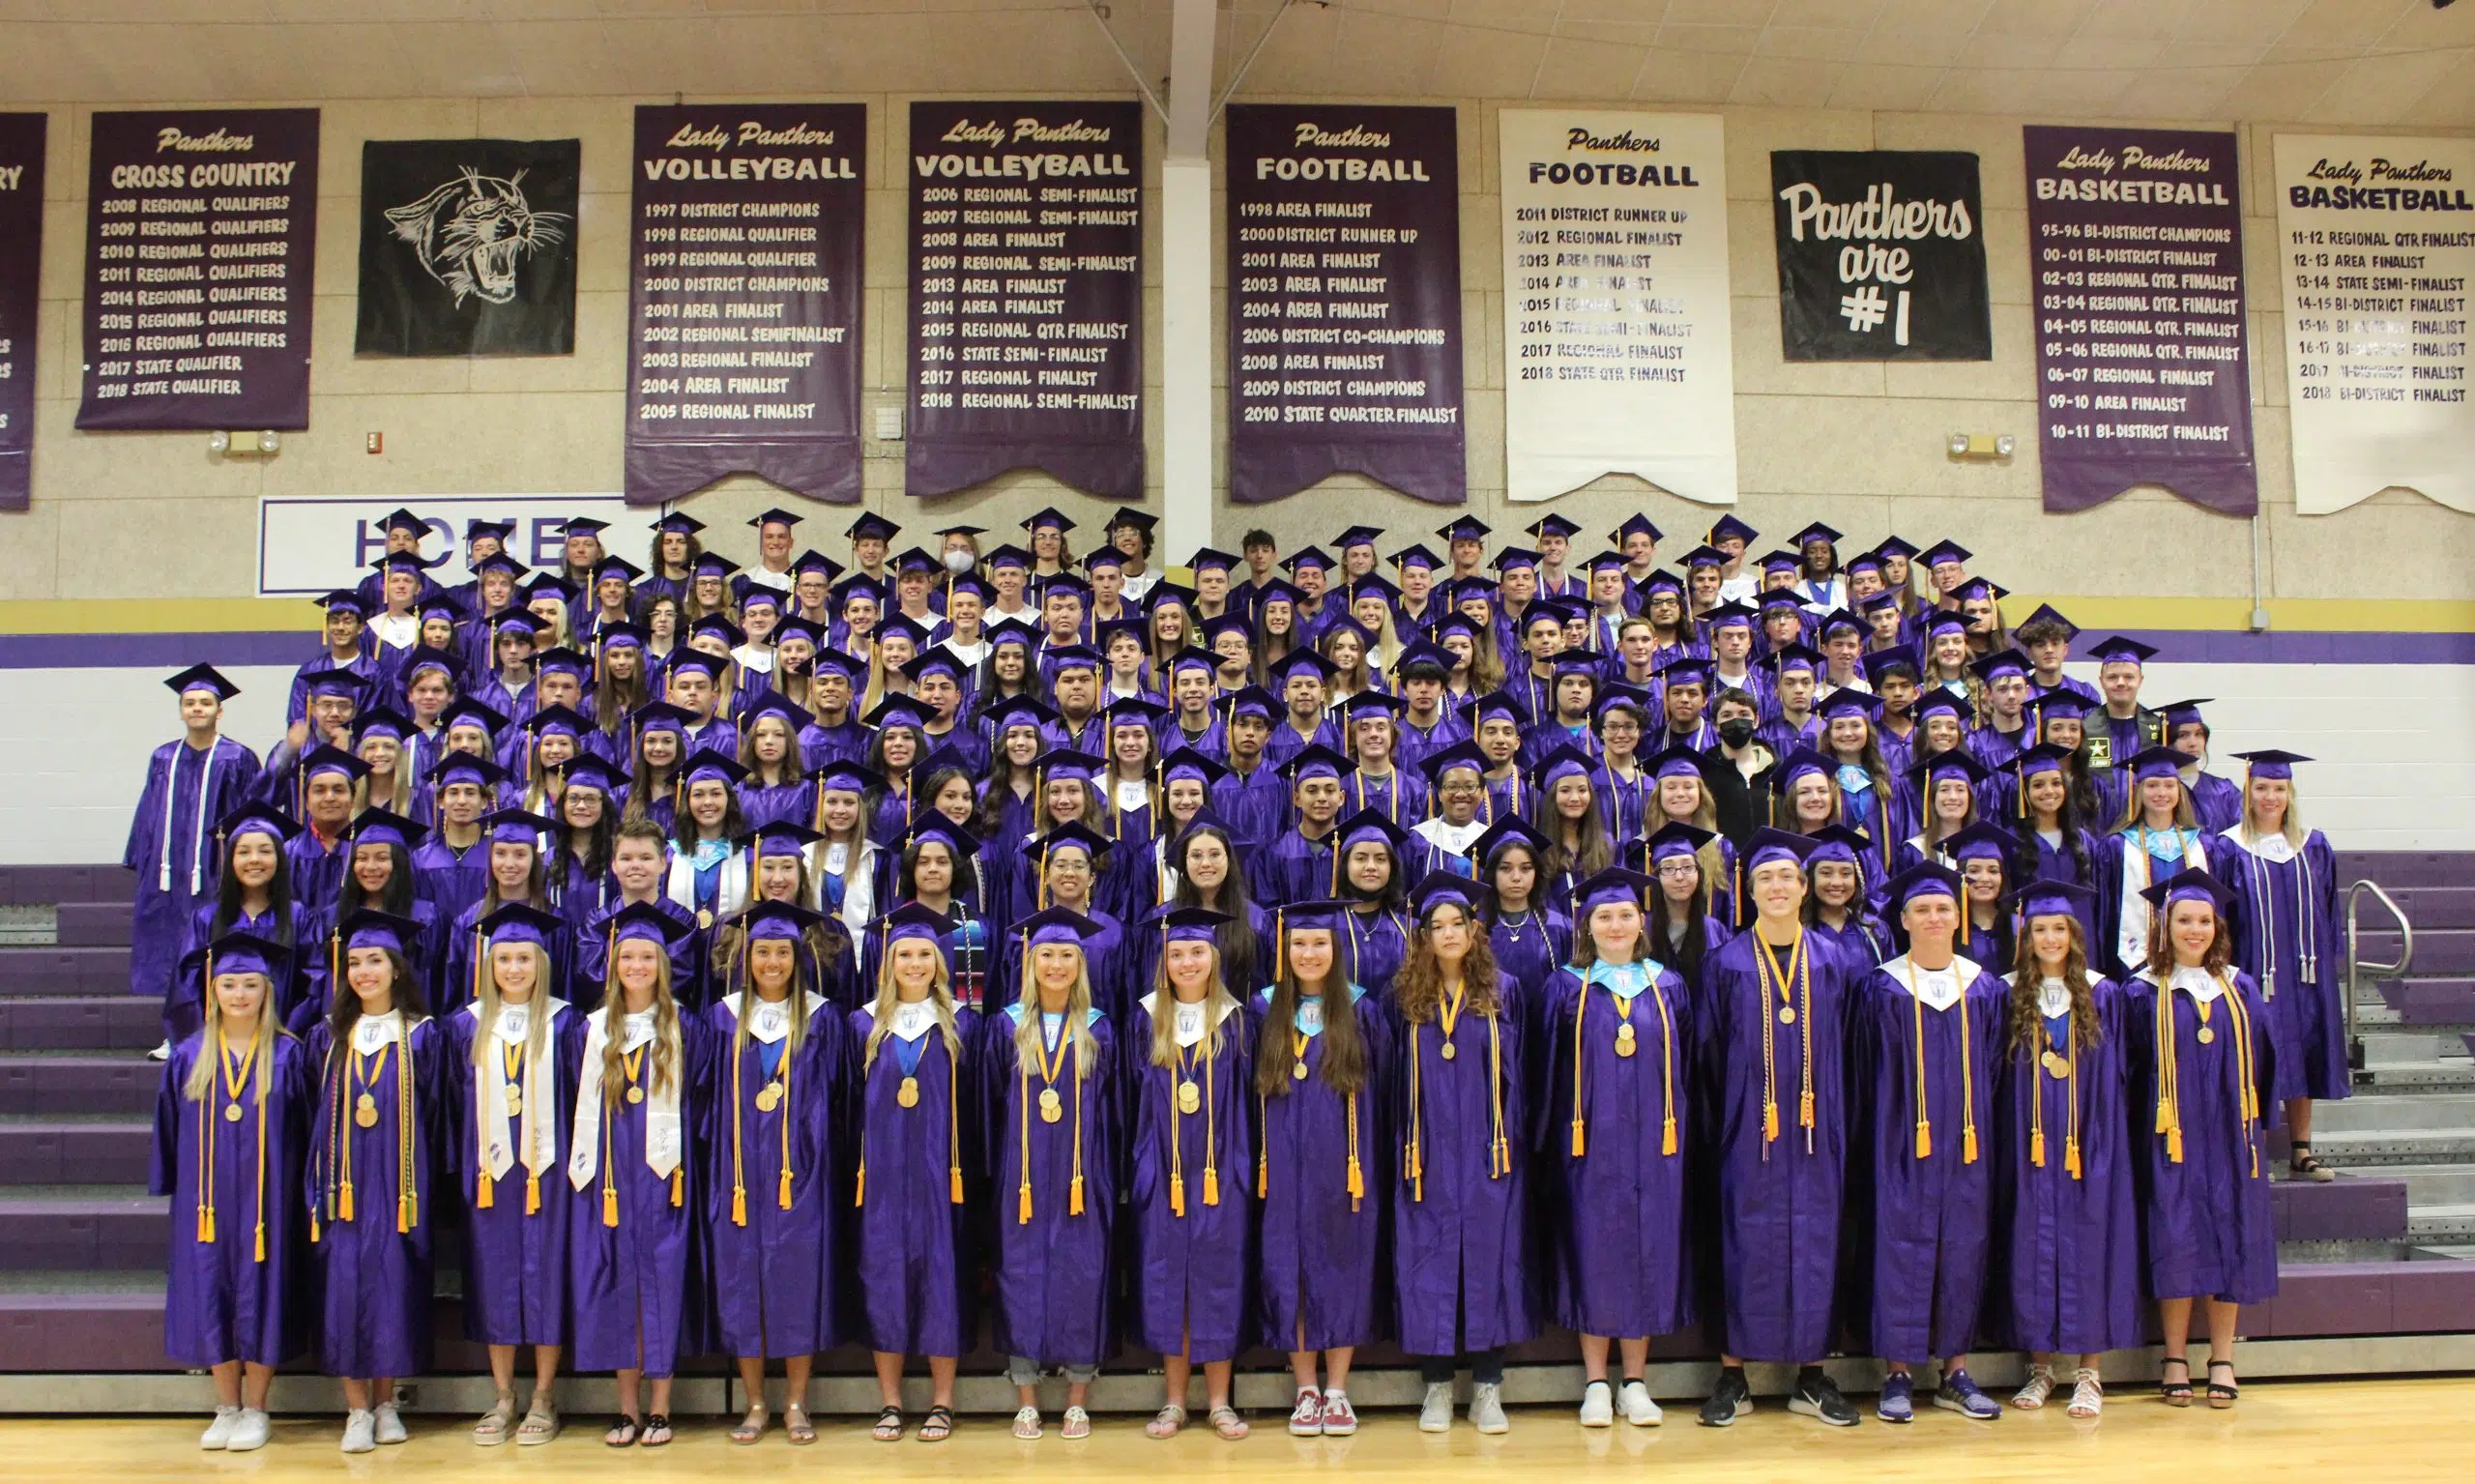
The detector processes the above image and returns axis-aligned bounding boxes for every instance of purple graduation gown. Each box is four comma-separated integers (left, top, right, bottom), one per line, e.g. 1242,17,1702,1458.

1247,986,1392,1353
305,1016,449,1379
1989,981,2145,1354
125,737,262,1005
1208,764,1292,856
2125,969,2280,1304
1847,956,2005,1362
850,1004,983,1356
152,1031,313,1369
1124,996,1257,1363
444,1001,586,1347
1387,973,1537,1356
1538,965,1697,1339
1486,909,1571,1003
979,1005,1119,1367
1338,907,1412,999
700,994,846,1358
568,1015,716,1378
1692,927,1856,1363
2209,829,2348,1102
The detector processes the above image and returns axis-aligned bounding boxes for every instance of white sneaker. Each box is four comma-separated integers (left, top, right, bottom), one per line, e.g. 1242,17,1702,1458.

1578,1380,1614,1427
227,1409,272,1452
149,1040,173,1062
1470,1382,1509,1435
374,1401,408,1444
201,1406,241,1448
1418,1382,1454,1432
341,1409,377,1454
1619,1380,1662,1426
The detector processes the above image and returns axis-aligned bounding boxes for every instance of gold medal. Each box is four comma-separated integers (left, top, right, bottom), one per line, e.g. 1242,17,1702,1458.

1292,1060,1310,1082
1037,1087,1063,1122
1615,1022,1638,1059
2197,1027,2215,1045
755,1083,783,1114
626,1085,646,1105
899,1076,922,1109
224,1103,244,1123
1177,1080,1202,1115
504,1090,523,1117
1441,1040,1457,1061
355,1092,379,1128
697,908,713,929
1779,1005,1796,1025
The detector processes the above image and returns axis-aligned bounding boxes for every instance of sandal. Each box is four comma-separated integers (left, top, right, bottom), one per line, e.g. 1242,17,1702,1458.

473,1394,517,1445
2159,1357,2192,1408
1209,1405,1249,1440
1061,1405,1092,1440
517,1398,560,1446
2011,1363,2054,1411
2206,1360,2238,1410
640,1414,674,1447
917,1404,956,1442
730,1404,768,1445
603,1413,643,1447
785,1404,816,1445
2290,1145,2337,1183
1146,1402,1187,1439
2068,1368,2104,1418
872,1406,905,1442
1012,1405,1043,1440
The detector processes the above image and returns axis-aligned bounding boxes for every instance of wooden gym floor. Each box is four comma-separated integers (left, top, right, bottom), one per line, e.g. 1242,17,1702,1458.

2,1377,2470,1481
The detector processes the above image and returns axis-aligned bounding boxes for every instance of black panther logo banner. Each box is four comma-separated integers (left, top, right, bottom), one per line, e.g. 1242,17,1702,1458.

358,137,579,357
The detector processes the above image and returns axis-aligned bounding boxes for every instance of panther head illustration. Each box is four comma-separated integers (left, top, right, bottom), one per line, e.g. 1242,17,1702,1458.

382,167,568,306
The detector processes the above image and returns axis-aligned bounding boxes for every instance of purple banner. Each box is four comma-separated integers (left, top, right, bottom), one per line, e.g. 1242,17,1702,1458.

905,102,1143,501
77,109,317,432
625,104,865,508
1226,103,1465,507
0,114,43,511
2024,126,2256,515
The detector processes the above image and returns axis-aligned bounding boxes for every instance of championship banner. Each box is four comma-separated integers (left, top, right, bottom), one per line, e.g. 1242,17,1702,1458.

357,137,579,357
2024,126,2257,516
1227,103,1465,506
1499,110,1735,507
0,113,42,510
1771,149,1989,361
904,101,1144,501
2273,134,2475,516
77,108,318,433
625,103,866,508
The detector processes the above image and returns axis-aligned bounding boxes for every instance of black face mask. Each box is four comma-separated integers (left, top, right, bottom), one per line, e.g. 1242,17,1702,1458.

1718,717,1759,747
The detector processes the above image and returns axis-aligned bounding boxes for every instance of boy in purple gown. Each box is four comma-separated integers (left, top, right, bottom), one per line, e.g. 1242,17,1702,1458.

131,666,263,1054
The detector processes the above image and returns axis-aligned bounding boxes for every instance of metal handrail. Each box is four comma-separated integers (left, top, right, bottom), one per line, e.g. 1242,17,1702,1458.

2345,879,2414,1084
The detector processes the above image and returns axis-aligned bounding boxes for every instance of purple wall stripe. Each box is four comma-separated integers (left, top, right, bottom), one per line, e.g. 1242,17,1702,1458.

0,631,312,670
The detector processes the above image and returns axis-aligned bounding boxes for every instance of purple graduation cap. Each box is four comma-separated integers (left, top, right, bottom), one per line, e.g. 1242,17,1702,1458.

2230,748,2310,782
165,663,241,700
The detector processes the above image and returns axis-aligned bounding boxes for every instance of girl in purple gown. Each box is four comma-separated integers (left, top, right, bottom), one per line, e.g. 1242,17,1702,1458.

152,932,310,1453
1128,908,1257,1440
444,902,582,1446
1991,885,2140,1420
177,805,311,1041
304,910,445,1454
1539,869,1694,1429
852,904,980,1444
1389,874,1533,1436
704,901,846,1447
1645,821,1735,989
1476,819,1571,996
566,903,710,1448
1249,903,1390,1439
980,908,1119,1441
2125,869,2278,1411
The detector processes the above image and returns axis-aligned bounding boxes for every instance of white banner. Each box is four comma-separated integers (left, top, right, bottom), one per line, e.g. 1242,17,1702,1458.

2273,134,2475,516
1499,109,1736,506
255,494,656,597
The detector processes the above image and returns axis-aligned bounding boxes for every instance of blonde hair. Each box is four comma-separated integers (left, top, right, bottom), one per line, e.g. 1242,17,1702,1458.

2239,773,2308,852
1147,941,1238,1069
863,939,963,1068
597,946,682,1102
1014,947,1101,1079
472,942,556,1078
185,972,278,1103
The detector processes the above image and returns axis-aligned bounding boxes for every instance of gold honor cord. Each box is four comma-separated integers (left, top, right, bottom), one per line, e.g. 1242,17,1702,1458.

1899,962,1977,1165
1752,930,1815,1158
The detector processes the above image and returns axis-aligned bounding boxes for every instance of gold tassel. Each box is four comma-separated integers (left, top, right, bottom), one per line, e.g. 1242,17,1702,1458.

1018,1179,1032,1226
1346,1151,1363,1204
2155,1096,2171,1134
309,1212,321,1244
602,1181,618,1227
732,1183,747,1227
2167,1126,2184,1164
526,1173,539,1215
197,1206,215,1244
1171,1173,1186,1217
1800,1089,1815,1130
855,1160,866,1208
1256,1146,1268,1200
2065,1137,2082,1178
337,1178,356,1223
1662,1115,1678,1156
1204,1166,1220,1208
1571,1120,1586,1159
1915,1120,1932,1160
478,1170,495,1209
1763,1099,1779,1141
949,1166,964,1206
2031,1128,2046,1168
778,1166,793,1211
669,1166,684,1207
253,1221,266,1263
1964,1125,1979,1165
1069,1173,1085,1216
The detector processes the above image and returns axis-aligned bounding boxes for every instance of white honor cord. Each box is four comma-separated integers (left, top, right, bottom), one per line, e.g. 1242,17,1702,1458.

162,743,217,894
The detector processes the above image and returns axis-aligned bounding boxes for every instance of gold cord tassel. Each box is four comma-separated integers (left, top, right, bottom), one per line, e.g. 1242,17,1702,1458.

1914,1119,1932,1160
601,1180,618,1227
254,1220,266,1264
2065,1137,2082,1178
197,1204,216,1244
338,1178,356,1224
1964,1123,1978,1165
1170,1173,1186,1218
2031,1127,2046,1168
733,1182,747,1227
949,1165,964,1206
478,1169,495,1209
1069,1173,1085,1216
1662,1114,1677,1156
778,1165,792,1211
1763,1098,1780,1141
526,1172,539,1214
1204,1165,1220,1208
855,1159,866,1208
669,1166,683,1207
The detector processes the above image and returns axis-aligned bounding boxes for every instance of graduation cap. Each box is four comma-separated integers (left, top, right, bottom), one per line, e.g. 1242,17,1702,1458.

897,649,969,687
1434,515,1493,544
688,614,747,650
1471,814,1551,865
1704,514,1759,546
1791,521,1844,549
336,907,423,956
841,511,899,543
664,649,730,684
1584,550,1632,575
934,522,989,541
1335,807,1412,859
165,663,240,700
1571,866,1658,917
813,758,889,796
877,613,933,650
651,510,706,537
519,573,580,606
203,930,284,982
1875,535,1920,562
983,693,1060,733
1943,820,2017,864
745,819,826,858
736,585,784,614
980,542,1034,573
1388,541,1443,571
2014,741,2076,781
471,552,530,581
1459,691,1525,731
1161,644,1221,677
1017,905,1107,949
2232,747,2310,781
1532,742,1597,789
2139,866,2233,915
691,552,742,580
1654,657,1714,689
1026,819,1113,864
1271,648,1340,686
480,807,556,845
1757,642,1822,676
428,749,508,790
1611,513,1663,545
1391,639,1452,677
1918,538,1971,569
1678,543,1727,570
2155,697,2213,730
466,516,519,541
1278,898,1354,934
1921,609,1972,641
1799,823,1874,866
1160,748,1230,788
1020,506,1078,534
1493,545,1541,573
1969,648,2031,684
472,902,563,952
742,899,828,943
608,899,691,948
1814,606,1867,637
2016,879,2097,921
1340,689,1407,725
1816,687,1882,722
1641,742,1711,783
1105,506,1156,534
559,754,628,798
377,508,432,539
1279,545,1334,575
1951,576,2009,606
1643,820,1715,864
1417,739,1490,784
861,695,930,733
1044,643,1104,676
315,588,375,621
891,545,942,575
2017,602,2080,638
1105,695,1170,731
2122,743,2189,783
1857,589,1904,618
1525,512,1583,541
1221,684,1282,721
1908,746,1992,789
1862,644,1921,684
1842,549,1884,574
771,616,827,650
626,700,697,738
1036,570,1093,600
1911,689,1966,723
523,702,590,741
1279,743,1352,783
1443,576,1497,607
1770,746,1835,795
591,555,646,587
347,807,427,852
1883,860,1962,910
1092,616,1147,651
876,900,957,949
301,743,370,784
1344,572,1402,607
298,664,372,702
373,549,440,576
1183,545,1239,574
789,549,845,583
560,516,612,538
739,691,816,735
1150,905,1233,945
1701,598,1758,630
1757,549,1804,577
1409,871,1484,919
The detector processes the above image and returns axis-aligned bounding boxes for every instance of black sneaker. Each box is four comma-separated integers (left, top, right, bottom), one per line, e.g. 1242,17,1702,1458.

1697,1368,1752,1427
1789,1371,1860,1427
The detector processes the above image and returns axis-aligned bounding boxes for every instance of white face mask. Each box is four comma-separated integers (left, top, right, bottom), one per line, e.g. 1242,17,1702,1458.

943,549,975,574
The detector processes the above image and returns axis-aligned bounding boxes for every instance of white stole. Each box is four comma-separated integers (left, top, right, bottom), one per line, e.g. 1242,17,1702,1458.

568,1008,682,1189
2114,830,2208,972
472,1000,564,1184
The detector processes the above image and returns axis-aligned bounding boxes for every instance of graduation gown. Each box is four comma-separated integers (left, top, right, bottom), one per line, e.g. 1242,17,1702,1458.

1692,927,1856,1363
849,1002,982,1356
979,1005,1118,1368
305,1014,449,1379
1261,827,1340,908
1486,909,1572,1005
152,1031,314,1369
444,1001,586,1348
175,901,310,1043
1989,981,2145,1355
1388,973,1537,1356
1247,986,1392,1353
1338,907,1412,999
2125,968,2280,1305
2209,829,2349,1103
1124,994,1257,1363
1208,764,1292,856
2096,827,2209,978
412,834,492,928
567,1012,714,1377
1847,954,2005,1362
1538,965,1697,1340
125,737,262,1004
285,829,351,923
701,992,846,1359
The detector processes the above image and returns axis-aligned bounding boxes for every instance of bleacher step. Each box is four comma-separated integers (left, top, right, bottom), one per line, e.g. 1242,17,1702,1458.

0,1187,166,1271
0,1056,159,1117
0,999,159,1052
0,1119,151,1185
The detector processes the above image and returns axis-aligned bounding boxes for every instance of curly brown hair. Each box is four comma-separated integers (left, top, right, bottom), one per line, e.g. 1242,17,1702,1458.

2143,895,2232,982
1393,901,1503,1025
2006,915,2101,1055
